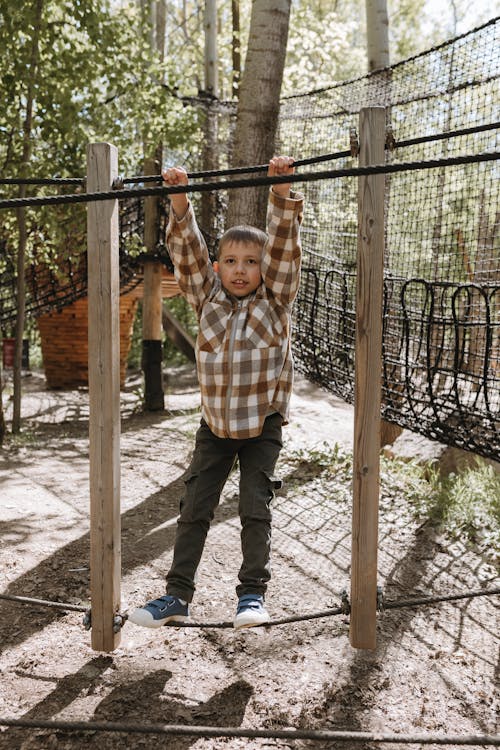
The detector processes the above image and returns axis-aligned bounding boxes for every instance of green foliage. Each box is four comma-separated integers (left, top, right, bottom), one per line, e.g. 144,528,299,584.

285,441,500,565
284,1,366,94
423,462,500,555
0,0,199,179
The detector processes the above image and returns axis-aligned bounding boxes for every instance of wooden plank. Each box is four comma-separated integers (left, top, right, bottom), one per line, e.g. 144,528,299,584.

87,142,121,652
350,107,385,650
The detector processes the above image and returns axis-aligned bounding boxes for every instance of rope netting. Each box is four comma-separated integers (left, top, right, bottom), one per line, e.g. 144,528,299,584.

276,17,499,461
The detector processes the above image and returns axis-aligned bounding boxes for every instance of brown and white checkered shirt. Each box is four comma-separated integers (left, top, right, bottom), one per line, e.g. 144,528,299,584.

166,188,304,439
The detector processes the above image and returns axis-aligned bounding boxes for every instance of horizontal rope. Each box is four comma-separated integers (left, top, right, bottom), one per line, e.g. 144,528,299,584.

161,605,345,629
160,586,500,628
0,717,498,745
0,593,88,613
0,151,497,211
0,177,85,186
122,150,353,184
381,586,500,612
394,121,500,149
2,120,496,189
1,587,497,627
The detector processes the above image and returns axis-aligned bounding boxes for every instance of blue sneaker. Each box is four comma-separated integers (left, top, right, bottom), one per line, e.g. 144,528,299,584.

128,595,189,628
233,594,270,629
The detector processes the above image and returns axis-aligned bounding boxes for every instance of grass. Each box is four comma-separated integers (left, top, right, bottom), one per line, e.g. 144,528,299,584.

285,441,500,567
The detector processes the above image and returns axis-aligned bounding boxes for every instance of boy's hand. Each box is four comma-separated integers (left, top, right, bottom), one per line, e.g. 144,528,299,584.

162,166,189,218
268,155,294,198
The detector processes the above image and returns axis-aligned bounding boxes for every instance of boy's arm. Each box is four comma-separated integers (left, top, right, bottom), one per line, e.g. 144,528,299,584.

261,156,303,306
163,167,215,315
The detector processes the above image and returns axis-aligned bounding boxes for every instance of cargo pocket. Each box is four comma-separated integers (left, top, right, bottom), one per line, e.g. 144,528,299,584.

240,471,281,521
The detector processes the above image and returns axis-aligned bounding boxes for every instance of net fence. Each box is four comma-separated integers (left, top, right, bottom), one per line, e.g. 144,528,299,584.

277,17,499,461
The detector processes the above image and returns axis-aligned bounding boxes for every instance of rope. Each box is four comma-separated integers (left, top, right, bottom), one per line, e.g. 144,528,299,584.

122,150,353,184
161,586,500,628
161,605,346,629
0,717,498,745
394,121,500,149
2,121,496,189
1,587,497,627
0,593,88,613
0,151,497,211
0,177,85,186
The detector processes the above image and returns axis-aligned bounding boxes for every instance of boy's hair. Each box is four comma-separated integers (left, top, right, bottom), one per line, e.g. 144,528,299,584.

217,225,268,259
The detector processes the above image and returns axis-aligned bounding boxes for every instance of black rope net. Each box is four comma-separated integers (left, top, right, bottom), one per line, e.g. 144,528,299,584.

277,17,499,461
0,195,174,325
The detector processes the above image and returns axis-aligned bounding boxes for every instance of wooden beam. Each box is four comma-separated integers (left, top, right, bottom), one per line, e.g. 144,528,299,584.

162,306,196,363
87,142,121,652
350,107,385,650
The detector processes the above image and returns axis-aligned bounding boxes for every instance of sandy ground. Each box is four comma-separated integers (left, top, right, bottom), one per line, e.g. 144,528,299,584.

0,365,498,750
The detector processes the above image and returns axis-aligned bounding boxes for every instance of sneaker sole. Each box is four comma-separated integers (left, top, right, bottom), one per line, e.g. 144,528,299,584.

233,614,270,630
128,610,189,629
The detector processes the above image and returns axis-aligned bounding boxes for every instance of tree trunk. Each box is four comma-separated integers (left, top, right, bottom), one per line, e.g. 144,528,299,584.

226,0,292,229
365,0,389,71
201,0,219,238
231,0,241,98
0,354,5,445
12,0,44,433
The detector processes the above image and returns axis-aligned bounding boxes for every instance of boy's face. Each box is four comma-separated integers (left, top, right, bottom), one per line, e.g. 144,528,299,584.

213,241,263,298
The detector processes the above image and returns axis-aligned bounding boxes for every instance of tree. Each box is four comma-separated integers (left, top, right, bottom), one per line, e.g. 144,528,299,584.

227,0,292,229
366,0,389,71
0,0,197,432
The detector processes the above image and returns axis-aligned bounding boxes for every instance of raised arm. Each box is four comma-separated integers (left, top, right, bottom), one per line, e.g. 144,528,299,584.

164,166,215,315
261,156,303,306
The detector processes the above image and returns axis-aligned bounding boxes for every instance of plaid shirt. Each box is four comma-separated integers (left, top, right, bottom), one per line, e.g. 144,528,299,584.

166,188,304,439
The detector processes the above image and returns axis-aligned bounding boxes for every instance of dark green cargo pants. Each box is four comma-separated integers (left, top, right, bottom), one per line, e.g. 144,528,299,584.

166,413,283,602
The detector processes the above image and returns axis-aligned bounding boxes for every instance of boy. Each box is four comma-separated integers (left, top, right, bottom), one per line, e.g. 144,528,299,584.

129,156,303,629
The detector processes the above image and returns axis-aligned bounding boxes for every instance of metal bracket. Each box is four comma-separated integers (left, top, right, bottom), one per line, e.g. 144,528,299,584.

82,609,91,631
340,588,351,614
82,609,126,633
112,176,125,190
349,128,359,158
385,126,396,151
376,586,385,612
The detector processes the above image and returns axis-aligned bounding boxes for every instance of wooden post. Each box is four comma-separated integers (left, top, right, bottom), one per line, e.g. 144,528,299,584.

350,107,385,649
87,142,121,652
142,157,165,411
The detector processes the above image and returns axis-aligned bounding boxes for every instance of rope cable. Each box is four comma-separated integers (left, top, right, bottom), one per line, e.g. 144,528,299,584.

0,593,88,613
0,151,497,211
1,587,497,627
122,149,353,184
0,716,498,744
394,121,500,149
2,121,496,189
0,177,85,186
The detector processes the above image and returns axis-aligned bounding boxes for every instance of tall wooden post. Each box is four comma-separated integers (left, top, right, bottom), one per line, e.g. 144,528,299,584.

142,157,164,411
87,142,121,652
350,107,385,649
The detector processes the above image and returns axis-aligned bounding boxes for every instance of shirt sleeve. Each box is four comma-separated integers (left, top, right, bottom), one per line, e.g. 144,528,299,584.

261,188,304,306
165,200,216,317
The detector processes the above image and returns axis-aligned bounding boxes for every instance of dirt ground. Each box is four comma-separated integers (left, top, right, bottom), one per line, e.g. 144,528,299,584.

0,365,498,750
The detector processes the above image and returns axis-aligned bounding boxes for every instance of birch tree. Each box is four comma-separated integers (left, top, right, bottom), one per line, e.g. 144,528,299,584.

226,0,292,229
366,0,390,71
